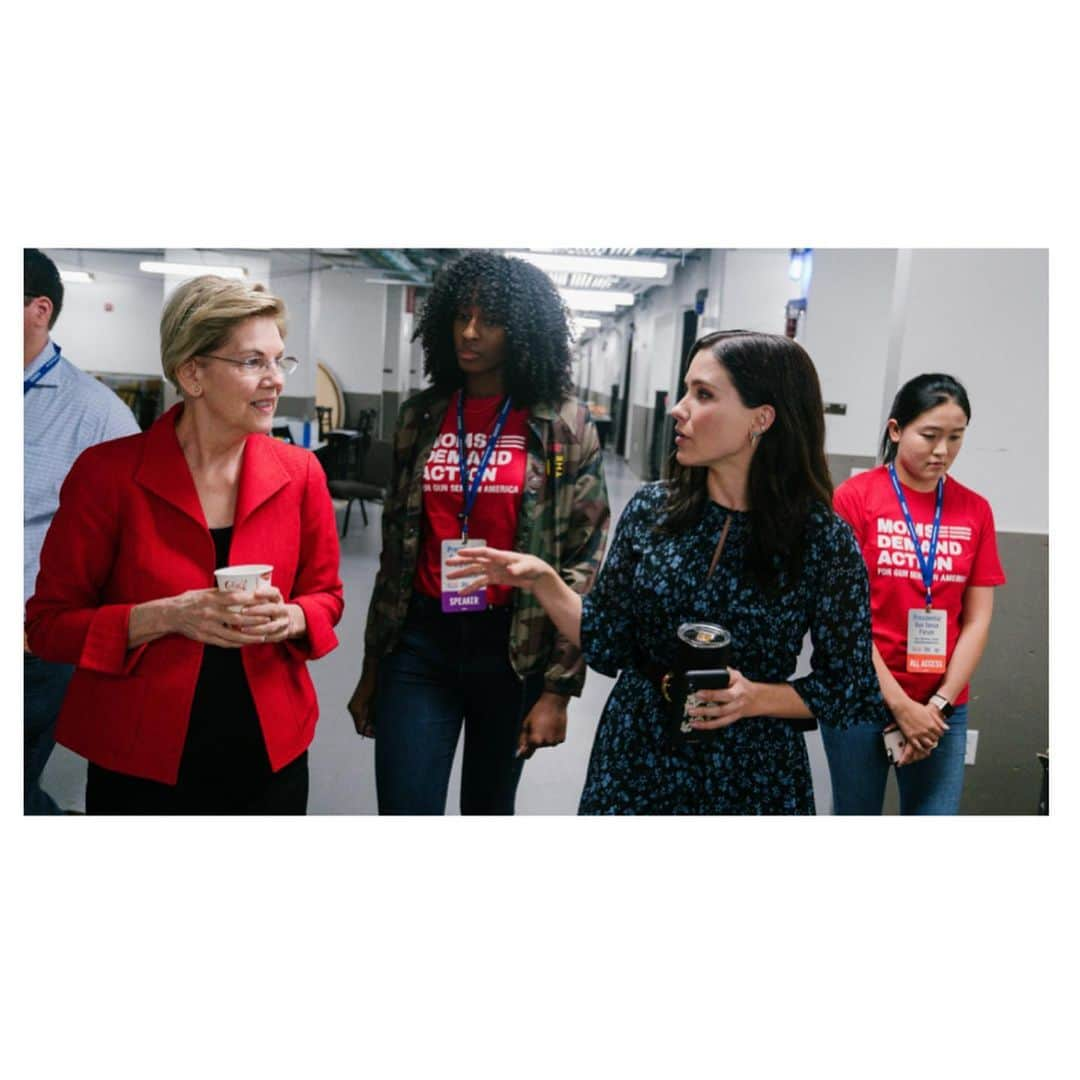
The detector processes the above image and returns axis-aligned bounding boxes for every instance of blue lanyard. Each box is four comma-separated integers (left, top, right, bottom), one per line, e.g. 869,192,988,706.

888,463,945,609
24,343,61,396
456,391,513,540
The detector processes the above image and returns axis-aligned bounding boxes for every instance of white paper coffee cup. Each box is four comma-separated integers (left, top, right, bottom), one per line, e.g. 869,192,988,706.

214,564,273,594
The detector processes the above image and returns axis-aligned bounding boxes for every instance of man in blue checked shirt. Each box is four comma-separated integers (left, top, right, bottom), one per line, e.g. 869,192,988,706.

23,249,141,814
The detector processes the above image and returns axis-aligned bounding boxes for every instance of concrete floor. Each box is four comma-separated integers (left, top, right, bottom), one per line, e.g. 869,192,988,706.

39,451,836,814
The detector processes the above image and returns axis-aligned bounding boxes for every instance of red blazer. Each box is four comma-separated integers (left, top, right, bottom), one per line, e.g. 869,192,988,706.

26,404,344,785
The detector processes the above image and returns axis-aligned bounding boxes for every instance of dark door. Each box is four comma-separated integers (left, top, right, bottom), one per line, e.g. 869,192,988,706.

678,308,700,390
653,309,700,479
615,323,634,457
648,389,669,481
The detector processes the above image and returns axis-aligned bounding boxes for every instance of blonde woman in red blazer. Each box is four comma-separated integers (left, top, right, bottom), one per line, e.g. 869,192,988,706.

26,276,343,814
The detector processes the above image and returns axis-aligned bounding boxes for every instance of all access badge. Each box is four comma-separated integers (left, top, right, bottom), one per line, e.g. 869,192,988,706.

906,608,947,673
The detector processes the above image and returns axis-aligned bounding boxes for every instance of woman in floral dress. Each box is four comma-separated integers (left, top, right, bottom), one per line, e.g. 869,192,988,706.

450,330,885,814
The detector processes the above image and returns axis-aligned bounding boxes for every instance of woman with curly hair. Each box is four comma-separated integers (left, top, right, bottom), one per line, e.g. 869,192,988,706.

347,250,610,814
449,330,886,814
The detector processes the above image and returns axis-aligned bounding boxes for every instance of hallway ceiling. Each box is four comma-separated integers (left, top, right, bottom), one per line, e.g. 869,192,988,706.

309,247,703,295
75,248,704,335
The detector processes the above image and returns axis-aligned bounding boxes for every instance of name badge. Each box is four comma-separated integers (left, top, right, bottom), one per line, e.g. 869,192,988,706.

906,608,947,673
440,537,487,613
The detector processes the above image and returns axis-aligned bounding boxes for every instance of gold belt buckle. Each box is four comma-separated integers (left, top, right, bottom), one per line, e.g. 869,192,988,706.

660,671,673,703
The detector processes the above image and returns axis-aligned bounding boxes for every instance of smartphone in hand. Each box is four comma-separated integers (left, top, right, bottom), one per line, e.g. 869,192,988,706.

882,728,906,763
670,667,731,744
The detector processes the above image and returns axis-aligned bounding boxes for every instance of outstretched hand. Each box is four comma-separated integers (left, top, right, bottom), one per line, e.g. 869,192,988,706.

445,546,553,594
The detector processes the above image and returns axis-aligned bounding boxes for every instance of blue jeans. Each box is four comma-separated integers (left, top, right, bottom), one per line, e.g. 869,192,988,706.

374,594,544,815
24,653,74,815
820,705,969,815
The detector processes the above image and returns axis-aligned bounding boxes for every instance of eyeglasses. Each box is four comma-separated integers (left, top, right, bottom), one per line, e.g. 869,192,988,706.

198,353,299,377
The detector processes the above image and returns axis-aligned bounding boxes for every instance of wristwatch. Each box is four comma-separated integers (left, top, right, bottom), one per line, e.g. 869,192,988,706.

929,692,954,719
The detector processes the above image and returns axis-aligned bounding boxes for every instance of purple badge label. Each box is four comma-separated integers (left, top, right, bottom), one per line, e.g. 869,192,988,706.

442,589,487,613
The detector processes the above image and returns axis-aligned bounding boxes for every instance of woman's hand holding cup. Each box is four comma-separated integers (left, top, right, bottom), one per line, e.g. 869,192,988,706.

241,584,306,644
186,563,304,646
169,587,267,648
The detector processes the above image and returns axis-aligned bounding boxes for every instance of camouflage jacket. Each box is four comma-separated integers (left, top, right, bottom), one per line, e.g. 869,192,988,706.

359,387,610,699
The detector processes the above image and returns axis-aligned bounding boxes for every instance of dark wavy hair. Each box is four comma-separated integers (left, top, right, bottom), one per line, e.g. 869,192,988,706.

660,330,833,591
880,373,971,463
413,250,574,408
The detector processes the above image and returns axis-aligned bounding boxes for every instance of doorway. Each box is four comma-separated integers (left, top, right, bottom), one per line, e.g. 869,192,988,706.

677,308,700,391
653,308,699,477
316,362,345,434
614,323,634,457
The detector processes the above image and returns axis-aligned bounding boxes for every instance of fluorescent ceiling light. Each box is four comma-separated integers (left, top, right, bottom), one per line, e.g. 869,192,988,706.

59,270,94,284
365,278,411,286
139,261,247,279
559,288,636,313
569,316,603,339
511,251,668,280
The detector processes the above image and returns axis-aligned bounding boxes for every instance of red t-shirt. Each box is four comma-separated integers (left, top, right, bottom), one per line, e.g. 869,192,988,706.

833,465,1006,706
415,391,529,607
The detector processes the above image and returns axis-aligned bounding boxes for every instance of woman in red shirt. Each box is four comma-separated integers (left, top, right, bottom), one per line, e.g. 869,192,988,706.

824,373,1005,814
26,275,344,814
347,251,609,815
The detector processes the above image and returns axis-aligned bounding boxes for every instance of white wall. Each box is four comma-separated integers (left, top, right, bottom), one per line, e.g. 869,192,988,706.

269,249,317,400
662,256,710,394
700,249,727,326
623,256,711,409
583,320,628,402
571,249,1048,537
896,249,1047,533
407,332,425,393
309,268,386,395
628,303,661,408
42,249,162,376
380,285,417,401
45,247,277,379
800,248,898,457
715,249,795,335
43,249,390,401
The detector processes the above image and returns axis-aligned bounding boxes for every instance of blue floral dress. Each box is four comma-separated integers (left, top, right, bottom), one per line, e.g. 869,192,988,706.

579,483,885,814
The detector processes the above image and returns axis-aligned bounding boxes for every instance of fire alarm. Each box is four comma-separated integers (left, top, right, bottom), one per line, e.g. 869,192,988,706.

104,301,114,312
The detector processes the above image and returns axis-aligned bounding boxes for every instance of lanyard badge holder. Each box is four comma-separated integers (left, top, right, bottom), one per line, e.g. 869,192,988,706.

24,343,61,396
440,393,513,613
888,464,948,674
